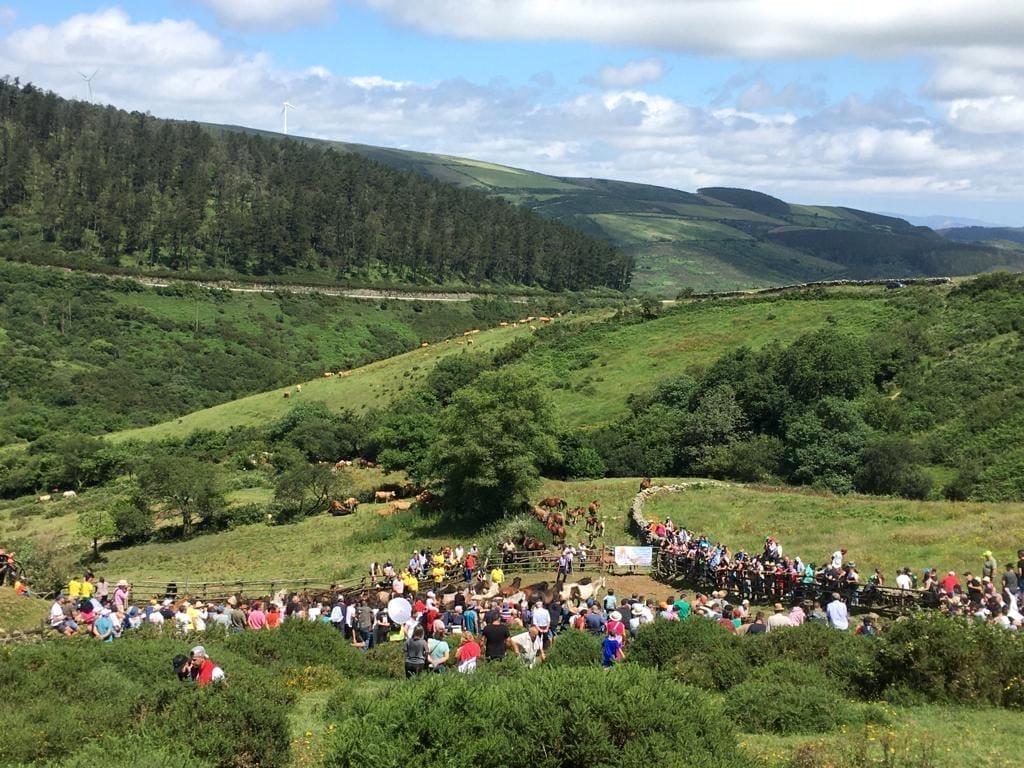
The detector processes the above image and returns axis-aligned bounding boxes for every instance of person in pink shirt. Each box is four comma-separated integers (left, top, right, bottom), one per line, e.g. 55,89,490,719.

247,601,267,630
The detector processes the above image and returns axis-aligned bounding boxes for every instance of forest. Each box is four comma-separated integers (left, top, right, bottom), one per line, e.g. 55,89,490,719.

0,79,632,291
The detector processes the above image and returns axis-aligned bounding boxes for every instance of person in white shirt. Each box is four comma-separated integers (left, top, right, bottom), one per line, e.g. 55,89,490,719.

531,602,551,644
825,594,849,630
895,570,913,590
766,603,793,632
511,626,544,668
831,549,847,570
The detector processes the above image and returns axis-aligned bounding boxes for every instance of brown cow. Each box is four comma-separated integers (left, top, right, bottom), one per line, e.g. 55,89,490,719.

374,490,396,503
391,500,413,512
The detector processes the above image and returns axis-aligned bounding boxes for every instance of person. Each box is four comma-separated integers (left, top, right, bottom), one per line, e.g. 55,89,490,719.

356,598,375,650
983,551,998,580
896,568,913,590
464,603,478,635
93,608,115,642
601,626,623,668
602,589,617,613
190,646,221,687
606,610,626,645
247,601,267,630
490,565,504,586
766,603,793,632
1003,563,1020,597
826,594,849,630
427,628,451,672
67,575,82,600
227,597,246,633
481,612,511,661
855,614,879,636
113,580,130,612
673,593,691,619
745,611,768,635
511,626,544,668
456,632,481,673
464,551,476,583
49,596,76,636
404,626,428,677
531,601,551,647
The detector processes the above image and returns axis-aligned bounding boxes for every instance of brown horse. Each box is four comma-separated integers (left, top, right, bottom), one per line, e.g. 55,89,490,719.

538,497,568,512
567,507,585,525
587,500,601,515
639,477,652,491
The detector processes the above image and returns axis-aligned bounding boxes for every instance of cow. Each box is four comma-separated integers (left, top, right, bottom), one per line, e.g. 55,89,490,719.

62,490,77,499
283,391,290,398
38,494,52,503
295,384,302,392
421,342,429,347
323,372,335,377
499,322,509,327
391,500,413,512
374,490,396,503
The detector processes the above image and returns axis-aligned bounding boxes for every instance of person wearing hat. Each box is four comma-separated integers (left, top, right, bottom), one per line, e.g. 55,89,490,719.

113,580,130,613
190,645,220,687
982,551,998,580
606,610,626,645
766,603,793,632
601,625,623,668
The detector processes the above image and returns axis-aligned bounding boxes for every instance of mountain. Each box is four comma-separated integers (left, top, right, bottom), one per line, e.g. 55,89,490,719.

210,126,1020,295
938,226,1024,246
878,213,1003,229
0,81,630,292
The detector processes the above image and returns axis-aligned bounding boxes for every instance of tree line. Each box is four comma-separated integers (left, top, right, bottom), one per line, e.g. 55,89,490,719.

0,79,632,291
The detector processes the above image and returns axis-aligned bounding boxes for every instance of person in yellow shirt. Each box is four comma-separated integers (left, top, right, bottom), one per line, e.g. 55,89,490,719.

431,564,445,584
80,577,95,600
490,566,504,585
67,576,82,599
431,552,444,568
407,573,419,594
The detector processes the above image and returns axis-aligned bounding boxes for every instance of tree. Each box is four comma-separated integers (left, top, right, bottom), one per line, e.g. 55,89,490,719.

855,436,933,499
427,371,559,522
784,398,872,493
366,391,441,484
110,494,155,543
778,329,874,404
76,507,116,560
138,455,224,538
273,463,334,519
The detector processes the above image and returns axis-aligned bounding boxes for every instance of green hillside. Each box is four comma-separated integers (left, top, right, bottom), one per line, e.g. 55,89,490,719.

214,126,1020,295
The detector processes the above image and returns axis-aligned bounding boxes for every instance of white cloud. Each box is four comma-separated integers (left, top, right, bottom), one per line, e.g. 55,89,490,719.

199,0,333,31
1,8,1021,217
362,0,1024,59
595,58,665,89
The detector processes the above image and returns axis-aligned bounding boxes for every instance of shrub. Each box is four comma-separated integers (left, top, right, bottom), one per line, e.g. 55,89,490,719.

723,661,854,735
673,645,750,691
546,628,602,668
874,613,1024,706
629,616,736,669
322,667,755,768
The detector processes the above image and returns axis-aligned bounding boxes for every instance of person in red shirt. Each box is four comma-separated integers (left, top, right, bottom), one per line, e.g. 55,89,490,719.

941,570,960,595
266,605,281,628
190,646,219,687
464,553,476,583
456,633,481,673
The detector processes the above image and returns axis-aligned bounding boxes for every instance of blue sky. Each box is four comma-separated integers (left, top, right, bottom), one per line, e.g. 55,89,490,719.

1,1,1021,224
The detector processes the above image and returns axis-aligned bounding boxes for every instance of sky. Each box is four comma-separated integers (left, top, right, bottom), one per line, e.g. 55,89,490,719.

1,1,1022,224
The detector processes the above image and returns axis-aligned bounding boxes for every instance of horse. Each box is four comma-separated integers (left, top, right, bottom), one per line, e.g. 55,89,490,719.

538,497,568,512
639,477,652,491
567,506,585,525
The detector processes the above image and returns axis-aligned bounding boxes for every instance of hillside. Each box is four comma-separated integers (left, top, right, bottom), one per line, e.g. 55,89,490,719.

939,226,1024,247
0,81,630,292
210,126,1022,295
0,260,559,453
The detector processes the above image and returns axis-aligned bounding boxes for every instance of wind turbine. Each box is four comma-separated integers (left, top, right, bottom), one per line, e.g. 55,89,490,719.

281,101,297,135
78,68,99,102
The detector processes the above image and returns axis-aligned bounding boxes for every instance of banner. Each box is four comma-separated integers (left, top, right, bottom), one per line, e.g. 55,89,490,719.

614,546,653,567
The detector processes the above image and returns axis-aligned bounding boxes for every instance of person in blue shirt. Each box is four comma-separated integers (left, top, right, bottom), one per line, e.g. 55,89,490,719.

93,608,115,642
601,628,622,668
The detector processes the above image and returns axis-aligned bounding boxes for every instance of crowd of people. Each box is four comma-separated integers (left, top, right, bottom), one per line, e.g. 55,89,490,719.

644,519,1024,630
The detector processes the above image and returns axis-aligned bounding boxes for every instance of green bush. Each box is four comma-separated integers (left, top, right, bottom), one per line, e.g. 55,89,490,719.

0,634,293,767
723,661,853,735
546,628,602,668
741,622,878,698
56,734,206,768
630,616,736,669
322,667,755,768
673,645,750,691
874,613,1024,706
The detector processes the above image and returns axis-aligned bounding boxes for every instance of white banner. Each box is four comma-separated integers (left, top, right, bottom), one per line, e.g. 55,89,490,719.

614,546,653,567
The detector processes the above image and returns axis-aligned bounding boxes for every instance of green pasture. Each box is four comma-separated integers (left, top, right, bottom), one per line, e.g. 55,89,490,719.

109,320,536,443
642,483,1024,576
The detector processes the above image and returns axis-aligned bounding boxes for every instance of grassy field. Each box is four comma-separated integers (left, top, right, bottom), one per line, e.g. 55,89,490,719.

0,587,48,632
642,483,1024,576
109,319,538,442
111,290,896,442
513,292,896,427
742,704,1020,767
